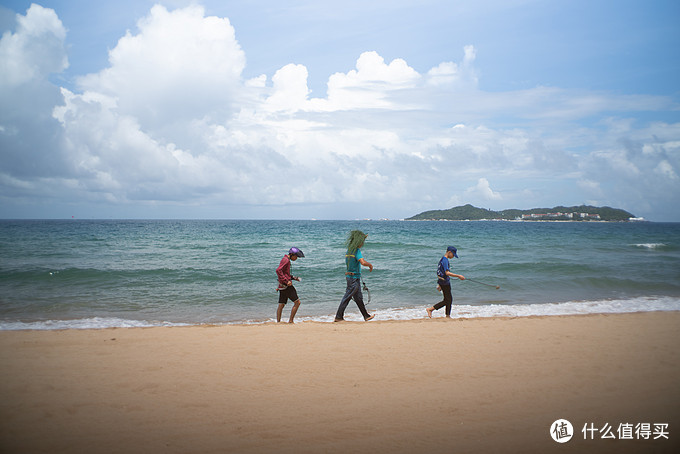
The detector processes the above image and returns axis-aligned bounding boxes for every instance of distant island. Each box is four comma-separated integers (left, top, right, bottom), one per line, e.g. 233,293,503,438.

406,204,642,222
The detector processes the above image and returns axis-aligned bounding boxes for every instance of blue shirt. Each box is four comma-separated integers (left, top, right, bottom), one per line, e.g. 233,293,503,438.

437,256,450,285
346,248,363,279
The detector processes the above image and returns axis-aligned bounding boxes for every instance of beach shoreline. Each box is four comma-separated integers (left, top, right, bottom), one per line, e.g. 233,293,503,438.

1,312,679,453
3,296,680,331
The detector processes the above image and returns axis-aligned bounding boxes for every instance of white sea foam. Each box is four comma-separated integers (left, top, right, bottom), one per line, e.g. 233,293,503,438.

0,317,192,331
290,296,680,323
3,296,679,330
632,243,666,249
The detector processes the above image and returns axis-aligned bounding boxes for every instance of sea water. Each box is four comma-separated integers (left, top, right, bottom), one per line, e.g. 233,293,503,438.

1,219,679,330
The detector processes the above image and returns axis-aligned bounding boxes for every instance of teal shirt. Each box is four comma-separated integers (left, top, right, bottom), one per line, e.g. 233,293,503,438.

346,248,363,279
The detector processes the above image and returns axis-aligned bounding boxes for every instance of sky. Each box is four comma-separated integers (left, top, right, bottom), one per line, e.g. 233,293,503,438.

0,0,679,221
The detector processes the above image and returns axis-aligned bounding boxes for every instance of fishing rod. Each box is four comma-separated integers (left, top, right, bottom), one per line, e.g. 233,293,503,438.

466,278,500,290
362,279,371,304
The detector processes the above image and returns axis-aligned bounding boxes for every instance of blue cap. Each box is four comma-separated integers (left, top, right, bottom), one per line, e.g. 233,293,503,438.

447,246,458,258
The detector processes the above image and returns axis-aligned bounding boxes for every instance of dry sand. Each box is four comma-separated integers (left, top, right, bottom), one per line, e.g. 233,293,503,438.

1,312,679,453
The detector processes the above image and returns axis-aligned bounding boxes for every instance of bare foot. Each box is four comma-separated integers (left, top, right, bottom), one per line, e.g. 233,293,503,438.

426,307,434,318
364,315,375,321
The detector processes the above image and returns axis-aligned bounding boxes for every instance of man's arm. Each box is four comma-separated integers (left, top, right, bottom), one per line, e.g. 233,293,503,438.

358,258,373,272
276,257,292,285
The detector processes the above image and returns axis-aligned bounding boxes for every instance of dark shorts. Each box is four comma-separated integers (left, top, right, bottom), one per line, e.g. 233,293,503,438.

278,286,299,305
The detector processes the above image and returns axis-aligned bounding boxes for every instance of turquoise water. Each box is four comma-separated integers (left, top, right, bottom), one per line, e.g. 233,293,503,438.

1,220,679,329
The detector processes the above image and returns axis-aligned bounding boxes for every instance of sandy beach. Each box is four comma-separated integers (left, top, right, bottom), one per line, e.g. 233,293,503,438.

1,312,679,453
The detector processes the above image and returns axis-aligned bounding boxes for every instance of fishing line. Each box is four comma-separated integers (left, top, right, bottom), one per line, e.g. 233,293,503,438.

467,278,500,289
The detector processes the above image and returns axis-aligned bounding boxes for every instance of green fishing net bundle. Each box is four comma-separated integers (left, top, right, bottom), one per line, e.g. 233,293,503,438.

345,230,368,255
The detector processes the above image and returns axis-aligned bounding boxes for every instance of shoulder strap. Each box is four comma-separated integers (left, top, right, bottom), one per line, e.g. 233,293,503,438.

345,253,355,271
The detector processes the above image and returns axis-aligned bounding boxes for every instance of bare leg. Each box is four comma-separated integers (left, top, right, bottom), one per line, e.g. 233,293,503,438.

277,303,285,323
289,300,301,323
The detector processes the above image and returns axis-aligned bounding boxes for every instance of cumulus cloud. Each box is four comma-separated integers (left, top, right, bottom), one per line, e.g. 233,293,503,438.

1,3,679,220
0,4,67,86
77,4,245,132
427,44,477,85
465,178,502,201
264,64,311,112
316,51,421,110
0,4,68,182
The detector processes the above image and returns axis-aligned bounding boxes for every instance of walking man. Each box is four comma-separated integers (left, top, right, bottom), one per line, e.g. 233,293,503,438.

334,230,375,322
427,246,465,318
276,247,304,323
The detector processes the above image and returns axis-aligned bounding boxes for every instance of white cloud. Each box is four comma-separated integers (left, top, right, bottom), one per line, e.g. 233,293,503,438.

39,4,257,206
655,160,677,180
1,3,679,220
264,64,310,112
0,3,68,181
465,178,502,201
427,61,459,86
426,45,477,88
319,51,421,110
245,74,267,88
0,4,67,86
77,4,245,131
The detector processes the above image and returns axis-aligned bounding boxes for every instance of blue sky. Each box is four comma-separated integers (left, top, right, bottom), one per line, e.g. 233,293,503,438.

1,0,679,220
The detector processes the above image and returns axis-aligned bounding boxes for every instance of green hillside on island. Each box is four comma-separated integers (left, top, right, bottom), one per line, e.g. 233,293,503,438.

407,204,638,221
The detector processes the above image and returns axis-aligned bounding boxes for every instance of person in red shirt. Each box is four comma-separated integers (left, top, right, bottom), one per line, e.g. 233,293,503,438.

276,247,305,323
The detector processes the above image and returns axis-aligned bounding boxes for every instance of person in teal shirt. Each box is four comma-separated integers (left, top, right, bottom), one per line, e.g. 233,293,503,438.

334,230,375,322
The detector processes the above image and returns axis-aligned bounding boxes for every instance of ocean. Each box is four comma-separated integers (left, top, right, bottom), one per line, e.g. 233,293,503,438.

1,219,679,330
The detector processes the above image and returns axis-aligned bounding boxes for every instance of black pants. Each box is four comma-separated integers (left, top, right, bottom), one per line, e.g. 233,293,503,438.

433,283,453,316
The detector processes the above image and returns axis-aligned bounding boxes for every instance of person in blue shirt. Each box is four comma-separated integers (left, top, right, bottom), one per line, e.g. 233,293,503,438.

334,230,375,322
426,246,465,318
